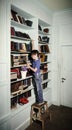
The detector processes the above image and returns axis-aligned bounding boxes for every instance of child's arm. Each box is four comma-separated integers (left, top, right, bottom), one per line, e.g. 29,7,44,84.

27,63,37,72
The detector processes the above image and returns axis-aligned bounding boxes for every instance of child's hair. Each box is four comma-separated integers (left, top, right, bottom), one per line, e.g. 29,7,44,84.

31,50,39,57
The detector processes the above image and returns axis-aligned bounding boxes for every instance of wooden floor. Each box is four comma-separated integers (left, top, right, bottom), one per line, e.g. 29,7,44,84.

25,104,72,130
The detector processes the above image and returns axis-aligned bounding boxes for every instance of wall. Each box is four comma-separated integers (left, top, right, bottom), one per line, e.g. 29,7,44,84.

0,0,11,128
11,0,53,24
0,0,53,130
52,9,72,105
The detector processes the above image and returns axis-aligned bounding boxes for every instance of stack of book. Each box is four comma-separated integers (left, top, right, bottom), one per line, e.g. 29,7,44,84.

11,54,27,67
40,53,47,62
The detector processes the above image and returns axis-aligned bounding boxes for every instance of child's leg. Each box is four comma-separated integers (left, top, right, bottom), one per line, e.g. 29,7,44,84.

32,73,44,103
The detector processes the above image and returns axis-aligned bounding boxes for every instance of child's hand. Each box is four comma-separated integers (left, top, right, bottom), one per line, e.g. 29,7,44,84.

27,63,31,68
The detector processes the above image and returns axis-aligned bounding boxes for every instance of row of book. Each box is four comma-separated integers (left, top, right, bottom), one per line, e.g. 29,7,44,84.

38,36,49,43
11,9,33,27
11,67,25,80
11,64,48,80
40,63,48,73
11,90,31,109
11,41,32,52
38,25,49,33
11,66,32,80
11,54,28,67
39,44,50,53
42,72,48,80
40,53,48,62
11,27,31,39
11,78,32,93
11,53,48,67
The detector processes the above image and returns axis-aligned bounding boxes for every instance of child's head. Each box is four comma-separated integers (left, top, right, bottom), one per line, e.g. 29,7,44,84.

31,50,39,60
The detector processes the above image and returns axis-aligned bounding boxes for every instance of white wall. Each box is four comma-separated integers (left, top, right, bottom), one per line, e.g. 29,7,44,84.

52,9,72,105
0,0,53,130
11,0,53,24
0,0,11,125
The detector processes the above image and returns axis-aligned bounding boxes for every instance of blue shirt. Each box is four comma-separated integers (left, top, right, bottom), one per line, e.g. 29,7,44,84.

32,58,40,74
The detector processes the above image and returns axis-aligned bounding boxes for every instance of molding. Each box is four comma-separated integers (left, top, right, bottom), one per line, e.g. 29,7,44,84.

0,113,11,125
52,101,60,106
48,101,52,107
15,118,30,130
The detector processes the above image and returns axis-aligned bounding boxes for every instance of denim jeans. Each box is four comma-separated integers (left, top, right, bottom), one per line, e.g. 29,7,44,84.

32,73,43,103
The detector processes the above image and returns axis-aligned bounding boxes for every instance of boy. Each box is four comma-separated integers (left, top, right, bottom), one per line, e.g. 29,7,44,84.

27,50,44,104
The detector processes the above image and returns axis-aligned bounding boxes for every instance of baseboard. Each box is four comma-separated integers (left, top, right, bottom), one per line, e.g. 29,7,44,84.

0,113,10,125
52,101,60,106
15,117,30,130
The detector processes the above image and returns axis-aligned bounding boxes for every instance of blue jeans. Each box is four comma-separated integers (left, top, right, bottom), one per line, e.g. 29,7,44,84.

32,73,43,103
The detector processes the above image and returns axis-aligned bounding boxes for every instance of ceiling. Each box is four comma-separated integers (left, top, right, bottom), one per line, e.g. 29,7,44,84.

40,0,72,12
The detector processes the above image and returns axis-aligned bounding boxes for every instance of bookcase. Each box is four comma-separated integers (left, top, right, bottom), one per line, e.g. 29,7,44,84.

10,4,51,111
10,5,35,110
38,19,51,90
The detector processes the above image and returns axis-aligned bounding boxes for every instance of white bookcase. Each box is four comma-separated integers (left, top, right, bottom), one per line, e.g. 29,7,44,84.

10,5,52,111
